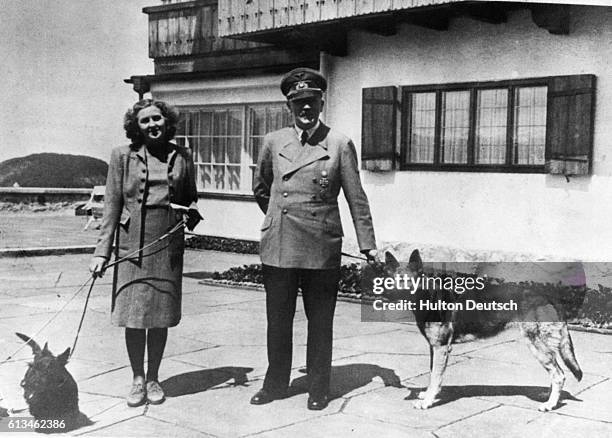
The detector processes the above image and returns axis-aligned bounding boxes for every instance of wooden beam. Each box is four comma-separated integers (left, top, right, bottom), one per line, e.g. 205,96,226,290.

460,5,508,25
531,5,570,35
361,17,398,37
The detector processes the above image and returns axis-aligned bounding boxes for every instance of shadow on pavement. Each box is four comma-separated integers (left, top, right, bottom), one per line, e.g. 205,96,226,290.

161,366,253,397
403,384,582,407
290,363,403,399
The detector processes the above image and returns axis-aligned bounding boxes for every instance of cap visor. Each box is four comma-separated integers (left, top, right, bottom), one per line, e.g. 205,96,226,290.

287,89,323,101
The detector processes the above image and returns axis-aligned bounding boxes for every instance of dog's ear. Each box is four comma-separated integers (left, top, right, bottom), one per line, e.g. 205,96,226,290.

409,250,423,273
384,251,400,270
57,348,71,366
15,333,42,356
42,342,50,355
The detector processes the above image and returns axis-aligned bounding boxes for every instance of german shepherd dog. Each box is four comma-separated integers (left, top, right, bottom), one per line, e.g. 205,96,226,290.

365,251,584,412
15,333,84,433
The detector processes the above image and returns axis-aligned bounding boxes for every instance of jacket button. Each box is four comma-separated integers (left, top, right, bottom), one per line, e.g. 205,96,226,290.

137,198,142,203
140,178,145,182
282,208,288,214
139,188,144,193
283,192,288,197
141,169,146,173
311,211,316,216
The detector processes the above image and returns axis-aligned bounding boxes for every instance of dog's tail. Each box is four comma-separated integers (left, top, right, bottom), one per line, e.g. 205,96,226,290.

559,325,582,381
15,332,42,356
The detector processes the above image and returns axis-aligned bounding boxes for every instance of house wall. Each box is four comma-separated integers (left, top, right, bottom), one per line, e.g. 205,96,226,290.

151,74,287,240
323,6,612,261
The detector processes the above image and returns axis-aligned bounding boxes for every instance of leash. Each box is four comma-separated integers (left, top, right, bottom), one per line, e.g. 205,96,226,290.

2,219,187,365
341,251,369,262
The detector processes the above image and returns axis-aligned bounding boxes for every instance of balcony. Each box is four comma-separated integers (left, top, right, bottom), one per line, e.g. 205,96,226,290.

143,0,319,76
216,0,575,55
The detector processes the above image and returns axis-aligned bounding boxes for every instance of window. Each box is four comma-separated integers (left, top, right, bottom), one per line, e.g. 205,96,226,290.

401,80,550,171
362,75,595,175
176,103,292,194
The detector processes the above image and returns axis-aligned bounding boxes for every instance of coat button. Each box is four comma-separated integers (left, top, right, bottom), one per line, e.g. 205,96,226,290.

283,192,288,197
139,188,144,193
282,208,288,214
141,169,146,173
311,211,316,216
140,177,145,182
137,198,142,203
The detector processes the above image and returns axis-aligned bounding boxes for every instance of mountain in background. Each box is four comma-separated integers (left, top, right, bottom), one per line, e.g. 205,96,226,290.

0,153,108,188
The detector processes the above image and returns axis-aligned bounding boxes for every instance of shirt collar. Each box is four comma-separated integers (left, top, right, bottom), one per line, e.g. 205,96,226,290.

294,121,321,143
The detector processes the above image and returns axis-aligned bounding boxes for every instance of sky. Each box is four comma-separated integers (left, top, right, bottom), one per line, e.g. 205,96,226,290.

0,0,154,164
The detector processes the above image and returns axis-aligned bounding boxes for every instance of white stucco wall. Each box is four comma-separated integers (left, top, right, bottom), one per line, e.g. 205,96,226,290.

323,6,612,261
151,74,288,240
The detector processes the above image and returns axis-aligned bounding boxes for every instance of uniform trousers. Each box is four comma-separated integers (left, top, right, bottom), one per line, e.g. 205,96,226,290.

262,265,341,398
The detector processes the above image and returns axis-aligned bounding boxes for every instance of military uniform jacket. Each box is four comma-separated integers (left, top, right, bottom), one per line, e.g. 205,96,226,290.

253,123,376,269
94,142,199,260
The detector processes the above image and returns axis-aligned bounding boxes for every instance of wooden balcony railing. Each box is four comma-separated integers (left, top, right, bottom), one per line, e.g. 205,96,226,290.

217,0,462,37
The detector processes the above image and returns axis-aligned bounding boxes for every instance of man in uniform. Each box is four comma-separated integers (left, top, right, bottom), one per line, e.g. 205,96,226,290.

251,67,378,410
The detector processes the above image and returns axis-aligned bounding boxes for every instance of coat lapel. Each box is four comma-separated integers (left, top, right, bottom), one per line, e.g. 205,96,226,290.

282,123,331,177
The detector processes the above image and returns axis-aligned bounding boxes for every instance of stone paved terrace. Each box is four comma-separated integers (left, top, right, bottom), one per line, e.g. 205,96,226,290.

0,252,611,437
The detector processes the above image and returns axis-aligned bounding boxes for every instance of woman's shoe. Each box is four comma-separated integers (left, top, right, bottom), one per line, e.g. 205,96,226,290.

146,380,165,405
127,376,146,407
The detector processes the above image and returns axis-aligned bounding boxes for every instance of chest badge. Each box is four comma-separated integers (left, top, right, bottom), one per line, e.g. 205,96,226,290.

318,170,329,189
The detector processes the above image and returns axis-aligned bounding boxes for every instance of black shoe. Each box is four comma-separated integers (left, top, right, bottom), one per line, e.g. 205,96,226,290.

307,395,329,410
250,389,286,405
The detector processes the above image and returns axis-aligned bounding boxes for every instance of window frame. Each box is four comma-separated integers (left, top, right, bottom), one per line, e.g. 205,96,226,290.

400,77,550,173
175,101,291,198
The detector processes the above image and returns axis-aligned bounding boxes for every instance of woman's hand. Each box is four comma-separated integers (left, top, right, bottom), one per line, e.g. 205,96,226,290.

89,256,108,278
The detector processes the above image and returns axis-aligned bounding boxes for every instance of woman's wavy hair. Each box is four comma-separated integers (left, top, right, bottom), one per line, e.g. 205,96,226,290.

124,99,180,147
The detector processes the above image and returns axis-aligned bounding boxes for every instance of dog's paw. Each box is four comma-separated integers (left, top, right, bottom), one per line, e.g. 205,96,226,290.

417,391,427,400
413,397,437,409
538,401,558,412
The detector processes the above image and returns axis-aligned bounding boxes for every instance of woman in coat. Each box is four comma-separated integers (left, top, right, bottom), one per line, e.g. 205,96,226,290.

89,99,201,407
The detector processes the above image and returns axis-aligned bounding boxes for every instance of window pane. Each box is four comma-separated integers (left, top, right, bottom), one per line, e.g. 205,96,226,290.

227,138,241,164
250,107,266,136
212,137,225,164
198,164,211,189
227,165,241,190
267,107,285,132
476,89,508,164
251,137,262,165
410,93,436,163
441,90,469,164
199,111,212,136
176,114,187,136
198,137,211,163
214,111,228,136
213,165,225,189
228,110,242,135
513,86,546,165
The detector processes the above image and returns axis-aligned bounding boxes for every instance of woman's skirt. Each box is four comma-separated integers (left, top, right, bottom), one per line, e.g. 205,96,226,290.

111,207,184,328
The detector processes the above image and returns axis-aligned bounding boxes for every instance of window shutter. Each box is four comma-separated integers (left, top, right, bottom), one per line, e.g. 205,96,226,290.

545,74,596,176
361,86,398,171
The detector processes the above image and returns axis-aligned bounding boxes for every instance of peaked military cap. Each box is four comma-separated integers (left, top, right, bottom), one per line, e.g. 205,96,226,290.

280,68,327,101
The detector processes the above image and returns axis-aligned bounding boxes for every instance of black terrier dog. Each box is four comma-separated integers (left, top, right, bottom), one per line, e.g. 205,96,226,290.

15,333,86,433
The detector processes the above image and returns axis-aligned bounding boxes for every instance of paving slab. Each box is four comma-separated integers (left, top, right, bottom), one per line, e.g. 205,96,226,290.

254,412,433,438
342,385,500,430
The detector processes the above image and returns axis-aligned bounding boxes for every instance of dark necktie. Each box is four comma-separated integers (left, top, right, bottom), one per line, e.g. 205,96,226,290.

300,131,308,145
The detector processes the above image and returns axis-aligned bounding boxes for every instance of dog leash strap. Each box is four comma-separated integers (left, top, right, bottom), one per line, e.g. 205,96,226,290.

69,277,96,359
341,251,369,262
